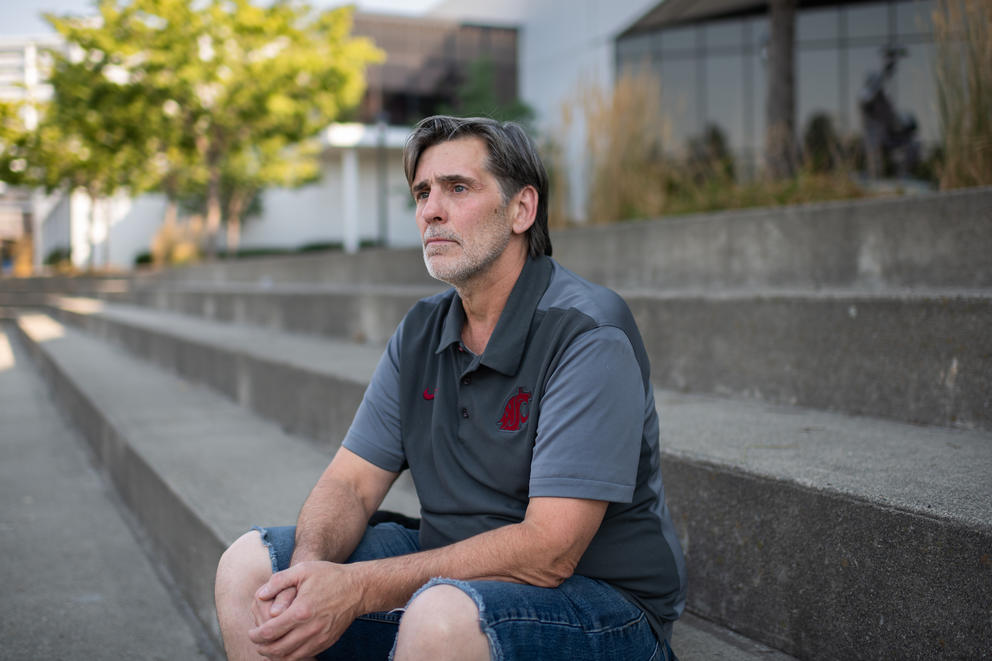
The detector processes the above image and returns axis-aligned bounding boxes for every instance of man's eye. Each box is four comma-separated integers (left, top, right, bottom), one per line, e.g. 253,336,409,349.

415,191,429,200
453,184,467,193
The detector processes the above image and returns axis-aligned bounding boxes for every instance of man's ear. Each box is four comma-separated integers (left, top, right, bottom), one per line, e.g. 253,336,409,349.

510,185,538,235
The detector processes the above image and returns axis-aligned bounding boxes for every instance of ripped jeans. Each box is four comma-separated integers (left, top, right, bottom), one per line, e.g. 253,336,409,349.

253,523,675,661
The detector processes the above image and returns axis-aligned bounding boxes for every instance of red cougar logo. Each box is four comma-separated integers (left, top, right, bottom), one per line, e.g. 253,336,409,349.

498,388,531,431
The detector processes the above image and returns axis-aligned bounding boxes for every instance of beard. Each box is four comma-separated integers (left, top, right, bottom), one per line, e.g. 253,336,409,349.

422,206,512,286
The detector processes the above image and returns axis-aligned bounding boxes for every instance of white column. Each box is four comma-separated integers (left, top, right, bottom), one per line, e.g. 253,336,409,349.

341,147,359,254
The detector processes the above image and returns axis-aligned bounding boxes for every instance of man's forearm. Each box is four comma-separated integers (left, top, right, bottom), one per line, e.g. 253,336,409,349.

291,475,371,565
349,498,606,615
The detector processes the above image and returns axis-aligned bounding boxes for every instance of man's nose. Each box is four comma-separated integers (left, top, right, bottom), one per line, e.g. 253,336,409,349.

420,191,444,222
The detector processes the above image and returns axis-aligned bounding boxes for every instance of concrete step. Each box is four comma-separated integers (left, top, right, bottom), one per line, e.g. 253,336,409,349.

10,312,795,661
103,281,441,345
554,187,992,291
131,246,435,287
627,288,992,431
0,324,217,660
34,297,992,659
80,284,992,430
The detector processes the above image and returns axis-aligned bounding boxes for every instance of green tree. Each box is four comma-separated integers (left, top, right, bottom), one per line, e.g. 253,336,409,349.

46,0,382,258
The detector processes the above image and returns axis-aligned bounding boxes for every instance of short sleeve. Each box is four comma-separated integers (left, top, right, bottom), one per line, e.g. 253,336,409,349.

529,325,645,503
342,321,406,472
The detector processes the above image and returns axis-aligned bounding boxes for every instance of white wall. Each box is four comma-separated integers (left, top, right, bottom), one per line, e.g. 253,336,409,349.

106,192,168,266
34,190,71,265
30,143,420,270
239,148,420,251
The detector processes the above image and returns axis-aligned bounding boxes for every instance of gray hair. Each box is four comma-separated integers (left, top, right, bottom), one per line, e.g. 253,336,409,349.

403,115,552,258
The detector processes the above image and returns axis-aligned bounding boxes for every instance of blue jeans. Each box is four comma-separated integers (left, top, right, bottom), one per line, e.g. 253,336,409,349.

254,523,676,661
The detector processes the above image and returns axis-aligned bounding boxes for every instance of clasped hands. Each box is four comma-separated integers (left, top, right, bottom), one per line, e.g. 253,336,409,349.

248,560,363,661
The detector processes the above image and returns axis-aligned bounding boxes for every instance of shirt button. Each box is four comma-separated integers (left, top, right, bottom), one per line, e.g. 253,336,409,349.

461,408,470,419
462,376,472,386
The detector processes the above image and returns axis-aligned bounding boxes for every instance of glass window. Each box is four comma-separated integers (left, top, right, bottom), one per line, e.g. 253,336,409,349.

658,56,698,149
848,44,886,136
748,51,767,153
894,41,938,142
746,15,770,51
704,19,744,52
705,53,747,152
798,6,840,43
618,34,654,70
845,3,891,42
896,0,936,37
798,47,842,141
660,25,698,53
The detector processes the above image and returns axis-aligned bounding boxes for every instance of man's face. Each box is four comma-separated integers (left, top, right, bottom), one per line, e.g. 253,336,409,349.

412,137,514,286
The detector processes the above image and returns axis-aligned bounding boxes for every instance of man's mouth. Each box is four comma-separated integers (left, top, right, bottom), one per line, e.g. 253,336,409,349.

424,235,458,248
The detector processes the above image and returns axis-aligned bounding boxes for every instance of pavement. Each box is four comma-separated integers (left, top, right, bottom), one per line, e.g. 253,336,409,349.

0,324,220,661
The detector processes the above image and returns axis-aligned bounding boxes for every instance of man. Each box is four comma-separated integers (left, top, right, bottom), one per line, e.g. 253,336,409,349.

214,115,687,661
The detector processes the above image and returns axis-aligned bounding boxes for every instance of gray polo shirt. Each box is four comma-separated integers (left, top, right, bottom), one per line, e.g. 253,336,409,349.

343,255,687,640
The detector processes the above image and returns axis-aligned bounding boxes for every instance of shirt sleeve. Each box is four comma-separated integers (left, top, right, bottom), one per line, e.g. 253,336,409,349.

342,320,406,473
529,325,645,503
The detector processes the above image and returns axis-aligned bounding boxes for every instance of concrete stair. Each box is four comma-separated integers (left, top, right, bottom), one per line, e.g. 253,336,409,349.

5,310,793,660
2,187,990,659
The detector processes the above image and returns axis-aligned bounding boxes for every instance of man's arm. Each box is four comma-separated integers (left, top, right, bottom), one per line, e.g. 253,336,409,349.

250,446,398,635
291,446,399,565
249,495,608,660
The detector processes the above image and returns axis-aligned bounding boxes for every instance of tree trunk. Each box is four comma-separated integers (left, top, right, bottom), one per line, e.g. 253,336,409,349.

225,191,247,260
205,169,222,259
765,0,798,179
87,189,98,271
102,197,111,269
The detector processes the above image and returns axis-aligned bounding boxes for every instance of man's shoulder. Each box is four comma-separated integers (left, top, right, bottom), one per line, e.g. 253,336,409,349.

542,259,634,329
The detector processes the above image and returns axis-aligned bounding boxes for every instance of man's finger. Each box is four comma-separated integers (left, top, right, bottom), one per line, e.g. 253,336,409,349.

256,565,301,601
255,616,335,661
269,586,296,617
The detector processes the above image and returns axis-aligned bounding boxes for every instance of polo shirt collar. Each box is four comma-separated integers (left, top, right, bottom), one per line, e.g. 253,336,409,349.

435,255,553,376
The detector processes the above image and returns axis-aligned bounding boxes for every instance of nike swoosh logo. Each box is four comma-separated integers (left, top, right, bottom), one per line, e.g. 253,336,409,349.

423,388,436,400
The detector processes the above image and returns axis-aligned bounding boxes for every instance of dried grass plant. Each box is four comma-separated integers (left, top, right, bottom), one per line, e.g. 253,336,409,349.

934,0,992,188
580,70,669,223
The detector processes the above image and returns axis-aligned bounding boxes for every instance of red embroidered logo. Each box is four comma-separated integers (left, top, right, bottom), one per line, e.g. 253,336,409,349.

423,388,436,401
498,388,531,431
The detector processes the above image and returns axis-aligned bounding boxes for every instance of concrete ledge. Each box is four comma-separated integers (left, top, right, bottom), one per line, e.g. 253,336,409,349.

115,283,438,345
11,312,795,660
10,313,419,648
47,296,382,446
555,187,992,290
132,247,433,286
629,291,992,430
659,391,992,659
667,460,992,659
79,286,992,430
35,297,992,657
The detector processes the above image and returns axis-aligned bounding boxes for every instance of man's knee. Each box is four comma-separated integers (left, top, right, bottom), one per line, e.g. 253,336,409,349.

394,584,489,661
215,530,272,602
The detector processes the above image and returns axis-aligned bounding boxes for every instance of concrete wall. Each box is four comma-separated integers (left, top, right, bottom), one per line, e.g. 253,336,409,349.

553,187,992,290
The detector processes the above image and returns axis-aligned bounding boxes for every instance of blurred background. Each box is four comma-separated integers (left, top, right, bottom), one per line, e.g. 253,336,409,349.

0,0,987,275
